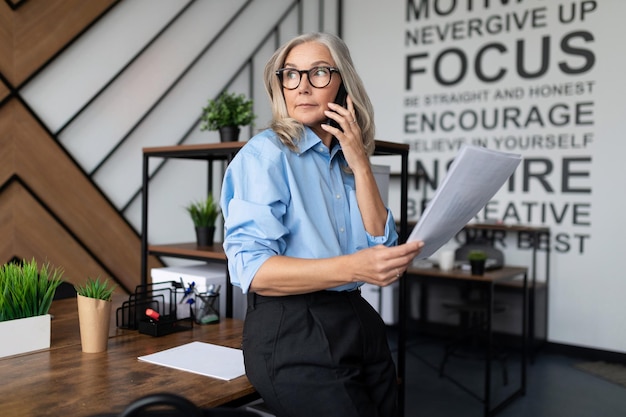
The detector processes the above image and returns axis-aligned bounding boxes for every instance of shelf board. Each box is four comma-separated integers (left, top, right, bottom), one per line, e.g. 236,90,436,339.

373,140,409,156
143,139,406,159
148,243,227,261
143,142,245,159
407,265,528,283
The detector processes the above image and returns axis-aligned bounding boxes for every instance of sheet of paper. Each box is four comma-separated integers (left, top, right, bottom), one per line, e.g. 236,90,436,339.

408,145,522,259
138,341,245,381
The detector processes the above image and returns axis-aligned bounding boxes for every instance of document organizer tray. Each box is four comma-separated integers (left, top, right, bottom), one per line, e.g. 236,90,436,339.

116,281,192,336
137,314,193,337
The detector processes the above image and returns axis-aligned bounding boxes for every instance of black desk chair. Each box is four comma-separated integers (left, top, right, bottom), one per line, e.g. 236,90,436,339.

438,244,509,385
91,393,259,417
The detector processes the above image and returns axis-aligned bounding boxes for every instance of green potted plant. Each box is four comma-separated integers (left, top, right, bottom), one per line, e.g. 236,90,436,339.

467,250,487,275
185,194,220,247
0,258,64,358
75,277,117,353
200,91,255,142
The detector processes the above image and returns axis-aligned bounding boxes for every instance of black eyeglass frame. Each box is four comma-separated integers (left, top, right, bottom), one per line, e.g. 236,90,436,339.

275,66,340,90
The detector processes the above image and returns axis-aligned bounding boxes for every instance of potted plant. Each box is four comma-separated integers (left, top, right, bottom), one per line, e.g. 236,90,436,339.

75,277,116,353
185,194,220,247
467,250,487,276
0,259,63,358
200,91,255,142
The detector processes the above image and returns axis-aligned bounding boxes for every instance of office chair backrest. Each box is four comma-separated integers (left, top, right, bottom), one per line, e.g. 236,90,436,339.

119,393,202,417
90,393,258,417
53,281,77,299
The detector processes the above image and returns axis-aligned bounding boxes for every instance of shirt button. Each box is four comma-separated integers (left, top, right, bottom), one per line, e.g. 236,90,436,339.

339,227,345,233
336,194,341,199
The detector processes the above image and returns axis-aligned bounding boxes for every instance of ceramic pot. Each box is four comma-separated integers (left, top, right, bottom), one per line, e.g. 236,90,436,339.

77,294,111,353
470,259,486,276
195,226,215,247
218,126,240,142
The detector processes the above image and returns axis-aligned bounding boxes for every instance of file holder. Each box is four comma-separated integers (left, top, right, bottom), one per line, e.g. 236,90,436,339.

116,281,193,335
116,295,162,330
137,310,193,337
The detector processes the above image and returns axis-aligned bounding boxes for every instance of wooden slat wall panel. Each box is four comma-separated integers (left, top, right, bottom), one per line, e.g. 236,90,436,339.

6,0,25,8
0,1,168,294
9,0,116,86
10,101,155,292
2,182,109,287
0,102,14,183
0,2,13,81
0,80,9,102
0,182,13,258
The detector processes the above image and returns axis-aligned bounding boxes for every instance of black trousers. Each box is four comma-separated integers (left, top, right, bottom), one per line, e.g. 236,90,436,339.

243,290,397,417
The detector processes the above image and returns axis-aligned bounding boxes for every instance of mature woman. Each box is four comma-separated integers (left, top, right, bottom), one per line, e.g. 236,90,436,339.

221,32,423,417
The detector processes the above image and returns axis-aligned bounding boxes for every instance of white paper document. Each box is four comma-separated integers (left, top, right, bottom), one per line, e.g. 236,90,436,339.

138,341,245,381
408,145,522,259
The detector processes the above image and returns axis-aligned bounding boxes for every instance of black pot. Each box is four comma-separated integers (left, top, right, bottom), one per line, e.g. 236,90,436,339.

470,259,486,276
195,226,215,247
218,126,240,142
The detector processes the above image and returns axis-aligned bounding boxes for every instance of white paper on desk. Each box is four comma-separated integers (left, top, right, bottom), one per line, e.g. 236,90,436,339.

138,341,245,381
408,145,521,259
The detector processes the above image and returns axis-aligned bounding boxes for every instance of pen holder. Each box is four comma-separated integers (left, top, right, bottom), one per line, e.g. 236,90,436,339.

193,293,219,324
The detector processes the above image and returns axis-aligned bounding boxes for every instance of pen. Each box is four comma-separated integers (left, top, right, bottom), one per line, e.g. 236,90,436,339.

179,281,195,304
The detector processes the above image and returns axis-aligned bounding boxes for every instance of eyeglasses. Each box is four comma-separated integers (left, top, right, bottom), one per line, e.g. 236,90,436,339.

276,66,340,90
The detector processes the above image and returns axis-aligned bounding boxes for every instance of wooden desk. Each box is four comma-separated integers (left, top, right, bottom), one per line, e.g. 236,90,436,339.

0,297,255,417
402,266,528,417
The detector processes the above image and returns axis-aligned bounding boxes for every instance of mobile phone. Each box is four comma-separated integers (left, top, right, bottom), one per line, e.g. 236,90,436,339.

326,83,348,131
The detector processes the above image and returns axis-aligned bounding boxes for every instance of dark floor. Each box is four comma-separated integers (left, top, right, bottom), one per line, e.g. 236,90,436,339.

391,328,626,417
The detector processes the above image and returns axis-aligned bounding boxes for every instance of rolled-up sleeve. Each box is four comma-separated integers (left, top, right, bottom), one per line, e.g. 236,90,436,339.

347,189,398,250
221,147,289,293
365,208,398,247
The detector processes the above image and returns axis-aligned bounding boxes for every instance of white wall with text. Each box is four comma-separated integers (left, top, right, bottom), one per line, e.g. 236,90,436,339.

344,0,626,353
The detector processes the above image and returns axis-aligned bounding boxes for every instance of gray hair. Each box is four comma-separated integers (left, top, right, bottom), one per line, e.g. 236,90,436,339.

263,32,375,154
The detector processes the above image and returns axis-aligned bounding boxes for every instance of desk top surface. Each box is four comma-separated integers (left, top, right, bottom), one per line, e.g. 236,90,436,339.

0,296,254,417
406,265,528,283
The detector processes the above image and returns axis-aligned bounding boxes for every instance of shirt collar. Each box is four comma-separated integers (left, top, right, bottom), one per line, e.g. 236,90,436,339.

299,126,343,156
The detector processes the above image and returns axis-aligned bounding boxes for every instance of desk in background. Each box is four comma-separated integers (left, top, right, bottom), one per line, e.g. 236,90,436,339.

0,296,256,417
402,265,528,417
462,223,550,359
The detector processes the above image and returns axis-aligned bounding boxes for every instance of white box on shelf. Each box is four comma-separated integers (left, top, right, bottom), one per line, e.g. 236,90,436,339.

151,263,246,320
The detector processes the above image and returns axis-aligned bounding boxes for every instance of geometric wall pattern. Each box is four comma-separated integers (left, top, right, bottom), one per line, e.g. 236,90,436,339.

0,0,339,293
0,0,160,292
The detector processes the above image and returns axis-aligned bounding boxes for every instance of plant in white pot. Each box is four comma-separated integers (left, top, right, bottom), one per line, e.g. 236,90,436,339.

200,91,255,142
75,277,116,353
0,259,63,358
185,194,220,247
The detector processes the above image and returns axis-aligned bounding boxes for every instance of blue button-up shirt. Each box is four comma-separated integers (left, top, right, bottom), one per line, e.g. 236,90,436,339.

220,127,398,293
